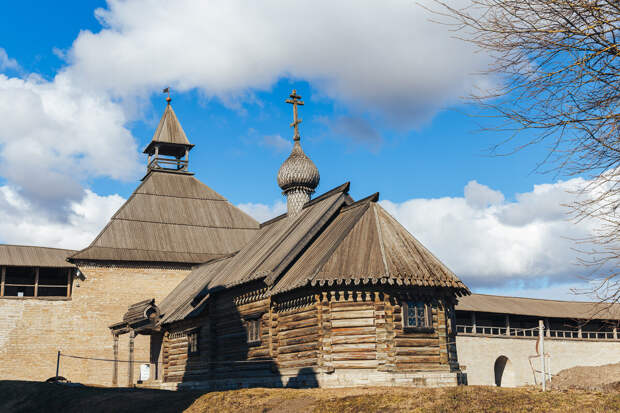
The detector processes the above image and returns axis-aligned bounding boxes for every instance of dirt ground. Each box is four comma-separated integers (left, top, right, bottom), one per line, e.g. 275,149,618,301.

1,381,619,413
551,362,620,391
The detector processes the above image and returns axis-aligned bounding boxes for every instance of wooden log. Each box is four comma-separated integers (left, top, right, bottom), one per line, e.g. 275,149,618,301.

277,308,317,323
394,333,438,339
330,310,375,319
278,349,317,362
277,358,318,369
332,352,377,361
331,326,376,335
332,343,376,353
395,348,440,356
331,360,378,369
395,355,441,364
278,342,318,355
330,302,374,311
394,338,438,347
331,335,376,345
279,326,319,339
279,333,319,347
331,318,374,328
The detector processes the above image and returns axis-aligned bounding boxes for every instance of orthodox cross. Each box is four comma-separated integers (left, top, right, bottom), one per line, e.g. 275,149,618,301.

163,87,171,104
286,89,304,141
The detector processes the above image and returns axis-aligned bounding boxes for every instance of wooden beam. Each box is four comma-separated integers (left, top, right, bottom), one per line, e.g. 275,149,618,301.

128,330,135,386
112,334,119,387
34,267,39,297
1,266,5,297
505,314,510,336
66,269,71,298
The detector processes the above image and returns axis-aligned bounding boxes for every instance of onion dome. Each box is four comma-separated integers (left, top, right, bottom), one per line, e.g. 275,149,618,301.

277,141,320,192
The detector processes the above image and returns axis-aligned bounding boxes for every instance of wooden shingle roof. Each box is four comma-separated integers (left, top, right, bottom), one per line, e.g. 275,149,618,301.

156,183,468,324
456,293,620,320
69,170,259,264
144,104,192,148
0,244,76,268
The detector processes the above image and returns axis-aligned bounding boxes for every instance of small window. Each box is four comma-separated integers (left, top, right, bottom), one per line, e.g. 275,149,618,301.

187,330,199,355
247,319,261,345
403,301,432,330
1,266,71,298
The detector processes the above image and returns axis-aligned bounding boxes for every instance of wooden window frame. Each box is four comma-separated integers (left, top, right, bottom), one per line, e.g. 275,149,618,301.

246,318,262,346
1,266,72,299
187,330,199,355
403,301,434,333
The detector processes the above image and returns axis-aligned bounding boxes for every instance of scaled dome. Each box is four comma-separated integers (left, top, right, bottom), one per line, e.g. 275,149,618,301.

277,141,320,192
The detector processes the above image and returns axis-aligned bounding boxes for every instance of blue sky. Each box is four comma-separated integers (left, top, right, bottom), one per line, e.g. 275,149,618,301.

0,1,600,300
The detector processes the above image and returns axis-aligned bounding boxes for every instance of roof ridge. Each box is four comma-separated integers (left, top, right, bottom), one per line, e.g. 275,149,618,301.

260,182,351,227
468,292,603,305
342,192,379,211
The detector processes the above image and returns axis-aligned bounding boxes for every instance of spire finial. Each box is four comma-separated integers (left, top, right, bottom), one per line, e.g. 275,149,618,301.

163,87,171,104
286,89,304,141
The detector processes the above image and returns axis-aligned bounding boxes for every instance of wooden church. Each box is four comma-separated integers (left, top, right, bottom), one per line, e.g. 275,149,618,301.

110,90,469,389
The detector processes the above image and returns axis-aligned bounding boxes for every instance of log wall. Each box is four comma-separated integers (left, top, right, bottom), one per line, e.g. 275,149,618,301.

160,287,459,386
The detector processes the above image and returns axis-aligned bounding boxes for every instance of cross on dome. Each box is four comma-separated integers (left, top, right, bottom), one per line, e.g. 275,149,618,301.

286,89,304,141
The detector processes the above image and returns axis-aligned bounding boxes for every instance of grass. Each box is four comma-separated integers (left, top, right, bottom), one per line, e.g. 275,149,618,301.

1,381,619,413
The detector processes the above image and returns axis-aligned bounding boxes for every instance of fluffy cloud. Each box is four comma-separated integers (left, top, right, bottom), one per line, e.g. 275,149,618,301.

237,200,287,223
380,178,597,289
0,48,18,71
0,73,141,212
0,186,125,249
65,0,489,125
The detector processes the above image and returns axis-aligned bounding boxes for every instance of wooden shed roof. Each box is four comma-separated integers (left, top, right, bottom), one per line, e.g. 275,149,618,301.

156,182,468,324
456,293,620,321
0,244,76,268
69,170,259,264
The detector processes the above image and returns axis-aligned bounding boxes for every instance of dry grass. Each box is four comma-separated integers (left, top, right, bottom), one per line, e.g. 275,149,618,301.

185,386,620,413
2,381,619,413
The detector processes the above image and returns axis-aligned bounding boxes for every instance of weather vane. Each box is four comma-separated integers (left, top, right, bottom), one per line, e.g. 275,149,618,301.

163,87,171,104
286,89,304,141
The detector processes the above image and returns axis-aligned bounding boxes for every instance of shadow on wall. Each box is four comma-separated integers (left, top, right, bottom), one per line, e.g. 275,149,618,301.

179,296,319,390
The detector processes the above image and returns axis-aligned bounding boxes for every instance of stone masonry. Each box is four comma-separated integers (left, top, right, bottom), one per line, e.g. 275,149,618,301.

0,265,189,386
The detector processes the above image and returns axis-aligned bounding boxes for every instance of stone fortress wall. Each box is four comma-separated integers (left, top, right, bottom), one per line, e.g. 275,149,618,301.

457,334,620,387
0,265,189,386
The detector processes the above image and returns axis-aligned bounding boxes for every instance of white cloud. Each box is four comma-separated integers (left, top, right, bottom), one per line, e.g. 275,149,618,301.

64,0,489,125
0,73,141,211
237,200,287,223
0,48,18,71
380,178,598,289
0,186,125,250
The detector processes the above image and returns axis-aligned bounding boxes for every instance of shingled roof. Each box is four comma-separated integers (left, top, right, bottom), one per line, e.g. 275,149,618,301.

456,293,620,320
156,183,468,325
0,244,76,268
69,170,260,264
143,103,193,156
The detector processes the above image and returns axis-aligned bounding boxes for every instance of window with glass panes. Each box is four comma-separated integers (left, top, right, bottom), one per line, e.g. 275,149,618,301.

403,301,431,329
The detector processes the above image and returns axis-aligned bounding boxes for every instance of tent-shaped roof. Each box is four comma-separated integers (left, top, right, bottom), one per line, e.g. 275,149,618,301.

69,170,260,264
144,104,193,156
156,183,468,325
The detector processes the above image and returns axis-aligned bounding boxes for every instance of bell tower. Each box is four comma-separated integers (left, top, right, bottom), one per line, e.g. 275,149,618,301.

143,91,195,175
